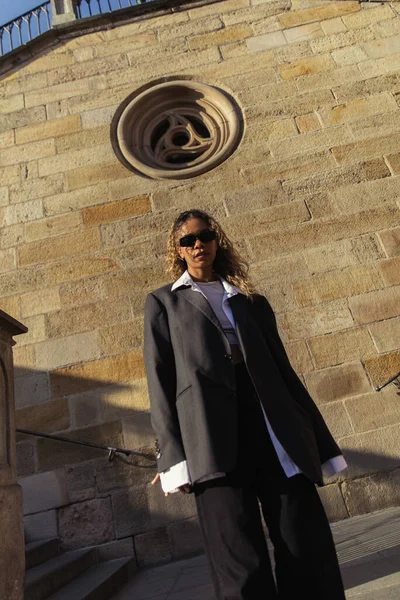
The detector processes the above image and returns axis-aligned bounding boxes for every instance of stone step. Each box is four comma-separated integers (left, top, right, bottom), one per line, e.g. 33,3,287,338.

45,557,135,600
25,538,60,570
25,547,97,600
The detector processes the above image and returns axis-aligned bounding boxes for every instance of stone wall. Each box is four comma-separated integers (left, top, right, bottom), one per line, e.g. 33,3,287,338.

0,0,400,566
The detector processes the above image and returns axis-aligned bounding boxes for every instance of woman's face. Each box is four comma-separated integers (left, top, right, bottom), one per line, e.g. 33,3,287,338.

177,218,218,273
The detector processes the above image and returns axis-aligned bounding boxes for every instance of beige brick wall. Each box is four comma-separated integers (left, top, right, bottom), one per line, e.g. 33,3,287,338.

1,0,400,555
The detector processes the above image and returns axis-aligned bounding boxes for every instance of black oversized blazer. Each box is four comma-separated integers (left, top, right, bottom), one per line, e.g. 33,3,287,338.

143,282,342,485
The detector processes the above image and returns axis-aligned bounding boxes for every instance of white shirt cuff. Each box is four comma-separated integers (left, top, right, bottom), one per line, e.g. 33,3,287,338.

322,455,347,479
159,460,191,493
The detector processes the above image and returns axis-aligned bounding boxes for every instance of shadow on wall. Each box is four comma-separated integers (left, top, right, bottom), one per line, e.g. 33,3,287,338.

14,364,200,567
13,364,400,567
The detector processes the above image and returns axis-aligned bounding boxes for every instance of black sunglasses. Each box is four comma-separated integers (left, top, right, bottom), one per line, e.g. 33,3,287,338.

179,230,217,247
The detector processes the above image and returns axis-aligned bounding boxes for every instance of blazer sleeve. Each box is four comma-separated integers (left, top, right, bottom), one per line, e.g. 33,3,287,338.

144,292,187,473
256,295,342,461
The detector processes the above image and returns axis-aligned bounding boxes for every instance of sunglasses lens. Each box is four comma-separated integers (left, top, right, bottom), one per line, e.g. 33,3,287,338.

179,235,196,247
179,230,216,247
199,230,216,243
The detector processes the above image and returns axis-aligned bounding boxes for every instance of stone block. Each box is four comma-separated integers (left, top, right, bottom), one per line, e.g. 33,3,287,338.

13,346,35,377
317,484,348,522
379,257,400,286
345,388,400,433
386,152,400,175
319,401,353,439
55,125,110,154
16,399,69,437
14,314,46,347
304,362,371,404
279,300,354,340
167,517,204,561
269,125,352,159
373,17,400,39
342,5,395,30
38,143,114,178
59,276,106,309
333,73,400,104
308,327,376,370
43,183,109,216
59,497,115,550
46,100,69,120
0,248,15,273
4,71,48,96
359,52,400,80
283,22,324,44
340,423,400,478
24,509,58,542
0,94,24,115
330,176,400,215
81,105,119,129
246,30,286,52
0,130,15,149
159,16,222,42
96,31,157,57
0,295,20,320
99,379,150,422
96,459,153,493
20,469,68,515
112,486,150,538
285,340,313,374
18,228,101,267
0,107,46,135
304,235,384,274
331,45,367,67
295,112,320,132
66,162,131,190
16,442,35,476
9,174,65,205
278,2,359,28
35,330,100,372
43,255,119,287
252,206,400,261
188,0,249,20
97,538,135,561
221,0,289,27
99,318,144,356
0,186,9,207
274,40,313,64
25,212,82,244
364,350,400,389
278,53,334,80
134,528,171,567
122,411,154,452
318,92,397,126
294,264,382,307
47,296,131,339
342,469,400,517
224,201,311,239
14,371,49,409
17,52,75,77
66,463,96,503
0,267,45,297
21,287,60,318
37,421,124,472
2,199,44,226
349,285,400,325
368,317,400,353
0,139,55,168
82,196,150,226
320,17,347,36
360,158,391,181
73,46,95,63
69,392,101,429
47,55,129,87
15,115,81,145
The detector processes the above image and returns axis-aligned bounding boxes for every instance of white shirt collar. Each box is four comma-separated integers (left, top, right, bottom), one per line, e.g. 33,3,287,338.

171,270,244,297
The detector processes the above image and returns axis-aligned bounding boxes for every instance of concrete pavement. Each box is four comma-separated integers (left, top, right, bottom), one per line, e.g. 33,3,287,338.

111,506,400,599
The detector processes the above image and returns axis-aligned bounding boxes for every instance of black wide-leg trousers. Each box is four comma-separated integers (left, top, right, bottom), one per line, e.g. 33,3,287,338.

194,363,346,600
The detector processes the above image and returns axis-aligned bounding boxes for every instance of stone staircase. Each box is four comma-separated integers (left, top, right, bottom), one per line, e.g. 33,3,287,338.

25,538,135,600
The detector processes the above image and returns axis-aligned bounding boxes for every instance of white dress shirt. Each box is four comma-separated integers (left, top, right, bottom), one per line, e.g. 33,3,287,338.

159,270,347,493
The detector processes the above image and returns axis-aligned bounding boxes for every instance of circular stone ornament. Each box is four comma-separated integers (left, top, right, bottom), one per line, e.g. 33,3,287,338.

114,81,242,180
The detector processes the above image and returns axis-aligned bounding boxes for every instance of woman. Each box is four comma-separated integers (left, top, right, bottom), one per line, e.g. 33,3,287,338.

144,209,347,600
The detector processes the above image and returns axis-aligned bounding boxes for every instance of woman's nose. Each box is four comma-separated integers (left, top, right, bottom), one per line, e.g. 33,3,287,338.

193,237,203,248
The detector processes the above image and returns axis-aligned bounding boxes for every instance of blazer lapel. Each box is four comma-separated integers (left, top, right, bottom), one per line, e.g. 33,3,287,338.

177,286,225,334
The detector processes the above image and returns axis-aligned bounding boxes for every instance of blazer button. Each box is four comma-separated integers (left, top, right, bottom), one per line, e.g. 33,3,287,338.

225,354,232,360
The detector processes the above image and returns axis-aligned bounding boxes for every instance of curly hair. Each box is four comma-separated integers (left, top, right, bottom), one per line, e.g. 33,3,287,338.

166,209,255,297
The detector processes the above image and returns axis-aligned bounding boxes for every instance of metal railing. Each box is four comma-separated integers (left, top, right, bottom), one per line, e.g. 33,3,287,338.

75,0,145,19
0,1,52,57
16,428,156,463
